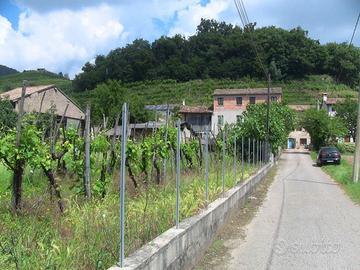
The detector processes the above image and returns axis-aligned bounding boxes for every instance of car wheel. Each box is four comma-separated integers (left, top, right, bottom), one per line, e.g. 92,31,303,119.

317,161,322,167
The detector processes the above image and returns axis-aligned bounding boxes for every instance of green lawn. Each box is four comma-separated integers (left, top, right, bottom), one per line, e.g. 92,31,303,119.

311,152,360,204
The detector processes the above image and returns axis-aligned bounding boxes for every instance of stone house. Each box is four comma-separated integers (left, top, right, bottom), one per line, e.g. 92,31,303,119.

0,85,85,128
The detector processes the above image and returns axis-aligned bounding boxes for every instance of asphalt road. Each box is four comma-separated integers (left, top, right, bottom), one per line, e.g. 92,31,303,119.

216,151,360,270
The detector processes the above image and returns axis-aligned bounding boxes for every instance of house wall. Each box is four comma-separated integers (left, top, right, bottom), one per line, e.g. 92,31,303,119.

183,113,211,133
288,130,311,149
212,93,282,135
14,87,85,120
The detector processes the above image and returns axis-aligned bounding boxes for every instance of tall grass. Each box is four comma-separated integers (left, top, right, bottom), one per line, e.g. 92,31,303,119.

0,156,260,269
311,152,360,204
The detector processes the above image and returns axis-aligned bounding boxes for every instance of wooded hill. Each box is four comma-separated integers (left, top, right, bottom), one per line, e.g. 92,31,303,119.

73,19,360,92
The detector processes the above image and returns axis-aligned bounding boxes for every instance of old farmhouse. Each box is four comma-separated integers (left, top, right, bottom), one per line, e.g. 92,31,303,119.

212,88,282,134
0,85,85,128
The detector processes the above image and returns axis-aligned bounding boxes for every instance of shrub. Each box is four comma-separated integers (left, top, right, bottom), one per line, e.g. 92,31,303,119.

336,142,355,154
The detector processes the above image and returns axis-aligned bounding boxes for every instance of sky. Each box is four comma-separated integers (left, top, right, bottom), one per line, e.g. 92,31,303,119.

0,0,359,78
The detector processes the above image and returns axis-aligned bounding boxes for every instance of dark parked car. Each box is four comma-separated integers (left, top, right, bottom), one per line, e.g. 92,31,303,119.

316,147,341,166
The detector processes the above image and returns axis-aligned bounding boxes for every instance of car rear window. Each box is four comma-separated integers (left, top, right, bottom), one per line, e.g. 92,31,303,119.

320,147,339,154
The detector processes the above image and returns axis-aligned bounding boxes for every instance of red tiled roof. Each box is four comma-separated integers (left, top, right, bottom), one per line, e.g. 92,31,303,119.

178,105,212,114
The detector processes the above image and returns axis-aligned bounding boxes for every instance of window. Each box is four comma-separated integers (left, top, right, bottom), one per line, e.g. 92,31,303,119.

218,115,224,126
236,96,243,105
236,115,242,123
217,97,224,106
271,96,278,102
249,96,256,104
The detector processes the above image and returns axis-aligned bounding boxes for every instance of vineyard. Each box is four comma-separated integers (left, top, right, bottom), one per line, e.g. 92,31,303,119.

0,98,273,269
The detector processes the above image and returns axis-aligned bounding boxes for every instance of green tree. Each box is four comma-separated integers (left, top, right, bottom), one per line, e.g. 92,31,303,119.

239,102,295,154
301,109,347,150
335,98,358,140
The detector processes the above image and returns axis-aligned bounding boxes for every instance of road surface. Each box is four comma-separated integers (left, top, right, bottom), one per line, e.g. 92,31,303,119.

199,151,360,270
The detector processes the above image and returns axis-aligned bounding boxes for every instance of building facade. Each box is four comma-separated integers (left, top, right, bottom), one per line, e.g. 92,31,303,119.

0,85,85,128
178,105,212,136
212,88,282,134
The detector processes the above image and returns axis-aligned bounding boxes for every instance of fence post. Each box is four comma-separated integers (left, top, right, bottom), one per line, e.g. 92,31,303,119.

256,140,260,167
205,126,209,205
163,104,170,182
222,130,226,196
234,135,237,184
252,138,255,166
119,103,128,268
260,141,262,167
241,136,244,181
248,138,251,173
176,120,181,228
84,104,91,199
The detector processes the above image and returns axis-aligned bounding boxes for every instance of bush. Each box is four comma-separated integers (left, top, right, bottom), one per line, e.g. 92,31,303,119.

336,142,355,154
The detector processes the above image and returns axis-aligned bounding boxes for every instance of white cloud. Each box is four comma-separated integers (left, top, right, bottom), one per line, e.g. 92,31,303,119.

168,0,231,37
0,4,125,77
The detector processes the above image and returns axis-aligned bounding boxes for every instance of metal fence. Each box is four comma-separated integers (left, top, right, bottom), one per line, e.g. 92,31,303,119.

117,103,271,266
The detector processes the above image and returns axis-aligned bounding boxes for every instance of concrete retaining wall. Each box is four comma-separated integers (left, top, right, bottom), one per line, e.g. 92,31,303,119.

109,162,273,270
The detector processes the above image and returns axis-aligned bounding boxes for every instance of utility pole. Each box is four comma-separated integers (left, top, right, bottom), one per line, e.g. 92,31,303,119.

265,73,271,162
352,88,360,183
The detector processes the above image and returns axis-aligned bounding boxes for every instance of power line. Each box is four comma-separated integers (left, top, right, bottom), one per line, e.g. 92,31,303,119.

350,11,360,46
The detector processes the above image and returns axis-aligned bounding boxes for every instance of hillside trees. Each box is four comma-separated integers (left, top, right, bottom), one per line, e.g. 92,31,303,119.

335,98,358,140
73,19,360,92
301,109,347,150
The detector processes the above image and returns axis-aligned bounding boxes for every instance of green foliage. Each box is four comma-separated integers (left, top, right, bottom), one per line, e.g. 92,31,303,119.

91,80,152,124
335,98,358,139
301,109,347,150
0,71,72,93
336,143,355,154
239,102,295,154
0,64,18,77
0,99,17,129
73,19,360,92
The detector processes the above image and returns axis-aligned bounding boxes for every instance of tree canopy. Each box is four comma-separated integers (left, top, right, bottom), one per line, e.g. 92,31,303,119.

238,102,295,154
73,19,360,92
301,109,347,150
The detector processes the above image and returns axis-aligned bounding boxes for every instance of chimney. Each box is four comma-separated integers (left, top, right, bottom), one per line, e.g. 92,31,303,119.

182,99,186,106
322,93,328,103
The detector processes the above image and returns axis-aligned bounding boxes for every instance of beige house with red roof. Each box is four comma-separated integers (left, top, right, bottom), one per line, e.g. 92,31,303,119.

0,85,85,128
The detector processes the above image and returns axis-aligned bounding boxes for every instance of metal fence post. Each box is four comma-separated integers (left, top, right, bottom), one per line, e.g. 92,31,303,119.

205,126,209,205
119,103,127,268
84,104,91,198
256,140,260,166
248,138,251,174
252,139,255,166
241,136,244,181
222,130,226,196
234,135,237,184
176,120,181,228
260,141,262,167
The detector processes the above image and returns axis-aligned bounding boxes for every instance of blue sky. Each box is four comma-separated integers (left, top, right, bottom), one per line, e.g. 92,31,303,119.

0,0,359,77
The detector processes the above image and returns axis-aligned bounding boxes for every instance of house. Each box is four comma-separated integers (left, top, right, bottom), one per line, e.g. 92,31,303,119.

212,87,282,134
0,85,85,128
287,105,312,149
319,93,343,117
178,105,212,136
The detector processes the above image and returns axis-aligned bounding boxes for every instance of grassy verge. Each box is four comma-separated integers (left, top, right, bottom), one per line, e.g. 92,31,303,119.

0,158,261,269
310,152,360,204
